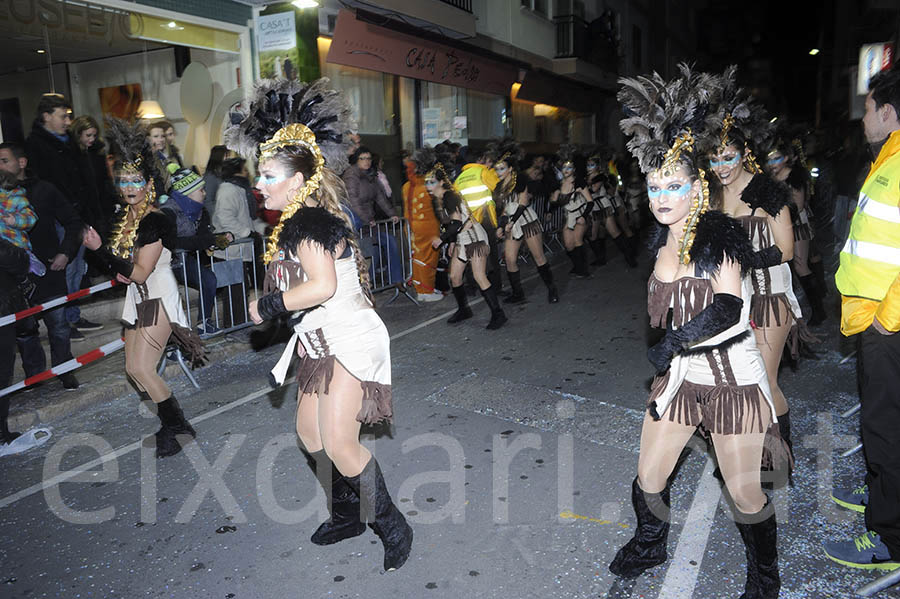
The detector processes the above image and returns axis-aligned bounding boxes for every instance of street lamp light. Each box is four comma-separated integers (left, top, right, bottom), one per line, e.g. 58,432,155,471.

291,0,319,7
809,48,820,56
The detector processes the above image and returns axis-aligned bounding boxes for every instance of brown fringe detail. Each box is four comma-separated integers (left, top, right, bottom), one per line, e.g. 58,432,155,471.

786,318,821,360
793,223,813,241
647,275,714,329
295,354,393,425
761,422,795,473
520,220,543,239
135,297,162,328
750,293,792,328
652,379,768,435
169,324,208,368
357,381,393,425
464,240,489,258
647,371,670,409
736,215,770,248
263,259,306,295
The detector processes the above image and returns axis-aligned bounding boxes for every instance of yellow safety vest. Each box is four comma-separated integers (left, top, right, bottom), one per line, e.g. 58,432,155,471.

836,129,900,334
455,164,498,227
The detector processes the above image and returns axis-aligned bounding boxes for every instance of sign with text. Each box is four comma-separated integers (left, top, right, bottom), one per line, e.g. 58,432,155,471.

327,9,516,96
857,42,894,95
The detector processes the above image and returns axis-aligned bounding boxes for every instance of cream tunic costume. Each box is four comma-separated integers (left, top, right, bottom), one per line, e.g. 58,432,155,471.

592,188,615,218
122,245,189,328
445,193,489,262
498,186,542,241
558,188,589,230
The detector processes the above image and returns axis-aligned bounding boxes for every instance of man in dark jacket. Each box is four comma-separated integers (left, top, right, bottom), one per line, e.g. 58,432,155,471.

0,143,81,389
25,94,102,338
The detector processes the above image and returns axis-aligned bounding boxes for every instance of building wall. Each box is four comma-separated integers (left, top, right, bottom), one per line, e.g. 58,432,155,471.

0,65,71,141
473,0,556,61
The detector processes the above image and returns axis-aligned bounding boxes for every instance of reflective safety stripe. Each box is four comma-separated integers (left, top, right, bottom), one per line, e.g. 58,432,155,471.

466,197,494,207
842,238,900,267
460,184,490,195
857,192,900,224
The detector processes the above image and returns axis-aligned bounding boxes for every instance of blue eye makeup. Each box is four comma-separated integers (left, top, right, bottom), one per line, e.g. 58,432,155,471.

258,173,288,186
710,155,740,168
118,179,145,189
647,183,691,199
766,156,786,166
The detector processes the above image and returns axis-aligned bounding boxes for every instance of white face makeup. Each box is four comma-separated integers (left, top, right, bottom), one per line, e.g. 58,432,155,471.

494,161,510,180
646,166,695,227
255,160,296,212
424,176,443,197
709,144,743,186
561,162,575,178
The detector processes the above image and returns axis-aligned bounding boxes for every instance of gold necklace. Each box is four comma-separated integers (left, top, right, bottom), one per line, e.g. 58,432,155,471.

108,185,155,258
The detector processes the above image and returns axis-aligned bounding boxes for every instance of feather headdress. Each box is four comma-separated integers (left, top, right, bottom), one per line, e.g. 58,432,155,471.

105,118,157,180
493,136,524,169
225,77,356,173
556,143,579,166
413,145,454,182
617,63,721,174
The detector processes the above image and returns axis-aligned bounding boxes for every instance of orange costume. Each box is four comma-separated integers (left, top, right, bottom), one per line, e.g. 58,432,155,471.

402,161,441,295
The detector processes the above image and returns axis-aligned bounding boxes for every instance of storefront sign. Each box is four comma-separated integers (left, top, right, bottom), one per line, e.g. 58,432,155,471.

0,0,132,43
327,9,516,96
857,42,894,95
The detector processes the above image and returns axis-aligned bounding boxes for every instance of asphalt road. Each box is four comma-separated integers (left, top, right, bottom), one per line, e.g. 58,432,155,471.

0,252,894,599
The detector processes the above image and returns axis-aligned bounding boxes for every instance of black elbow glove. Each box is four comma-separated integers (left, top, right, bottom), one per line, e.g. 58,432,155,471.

94,247,135,279
256,290,288,321
749,245,783,269
647,293,743,374
440,220,463,245
510,205,527,225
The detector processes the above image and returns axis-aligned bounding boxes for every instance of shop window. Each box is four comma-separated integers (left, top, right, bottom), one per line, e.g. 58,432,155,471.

319,55,395,135
420,81,468,148
467,90,505,140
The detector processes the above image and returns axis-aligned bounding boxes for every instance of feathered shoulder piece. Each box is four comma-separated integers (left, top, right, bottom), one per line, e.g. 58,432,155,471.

700,65,773,156
494,136,524,169
278,206,351,255
225,78,356,173
646,210,753,276
105,118,157,181
618,63,721,173
135,211,175,248
740,174,791,217
785,165,810,191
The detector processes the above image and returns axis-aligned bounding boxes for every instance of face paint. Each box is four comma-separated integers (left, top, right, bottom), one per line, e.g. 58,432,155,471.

118,178,146,189
647,182,691,199
709,154,740,168
766,155,786,167
494,163,509,178
258,173,289,186
562,162,575,176
586,161,597,171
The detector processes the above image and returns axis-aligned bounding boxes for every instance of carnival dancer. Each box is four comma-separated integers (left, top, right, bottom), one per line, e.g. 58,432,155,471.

83,119,205,458
550,145,592,277
401,155,443,301
492,138,559,304
454,143,503,292
590,171,638,267
229,78,411,571
609,65,784,599
421,147,507,329
766,135,827,325
706,66,813,485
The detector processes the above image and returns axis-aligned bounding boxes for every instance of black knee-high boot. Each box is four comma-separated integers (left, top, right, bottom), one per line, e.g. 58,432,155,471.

609,478,670,578
155,395,196,458
481,285,508,330
307,450,367,545
576,245,592,277
504,270,526,304
734,503,780,599
447,285,473,324
590,237,607,266
566,249,579,274
810,258,828,297
537,263,559,303
799,274,826,325
344,457,413,571
613,235,638,267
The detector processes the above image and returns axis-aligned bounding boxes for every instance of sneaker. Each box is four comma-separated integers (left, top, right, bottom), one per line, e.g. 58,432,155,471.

823,530,900,570
69,326,85,341
74,318,103,331
60,373,79,390
417,291,444,303
832,484,868,513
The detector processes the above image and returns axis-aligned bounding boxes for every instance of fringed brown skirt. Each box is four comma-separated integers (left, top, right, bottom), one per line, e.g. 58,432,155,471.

135,298,207,368
296,354,393,425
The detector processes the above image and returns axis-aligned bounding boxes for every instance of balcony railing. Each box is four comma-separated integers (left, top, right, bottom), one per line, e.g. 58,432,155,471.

555,14,618,72
437,0,472,13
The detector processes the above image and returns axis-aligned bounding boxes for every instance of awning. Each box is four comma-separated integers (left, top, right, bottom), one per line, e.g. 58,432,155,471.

517,69,596,113
327,9,517,96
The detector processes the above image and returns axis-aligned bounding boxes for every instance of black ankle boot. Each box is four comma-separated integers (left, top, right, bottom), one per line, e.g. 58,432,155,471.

447,285,473,324
799,274,826,325
307,450,367,546
609,478,670,578
344,458,413,571
155,396,196,458
590,238,607,266
613,235,638,267
481,285,508,330
537,263,559,303
504,270,526,304
734,503,780,599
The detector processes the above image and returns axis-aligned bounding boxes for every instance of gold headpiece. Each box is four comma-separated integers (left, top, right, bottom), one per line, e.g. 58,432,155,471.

661,131,695,175
677,168,710,265
426,162,449,182
259,123,318,161
719,113,735,150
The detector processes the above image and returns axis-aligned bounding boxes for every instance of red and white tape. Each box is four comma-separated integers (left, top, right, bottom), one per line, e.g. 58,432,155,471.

0,336,125,398
0,278,118,328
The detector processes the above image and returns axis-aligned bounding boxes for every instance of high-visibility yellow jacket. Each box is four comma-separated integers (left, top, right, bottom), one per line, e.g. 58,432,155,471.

454,163,499,227
836,128,900,335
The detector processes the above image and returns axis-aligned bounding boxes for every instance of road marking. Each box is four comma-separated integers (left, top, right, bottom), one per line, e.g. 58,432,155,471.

559,510,629,528
656,459,721,599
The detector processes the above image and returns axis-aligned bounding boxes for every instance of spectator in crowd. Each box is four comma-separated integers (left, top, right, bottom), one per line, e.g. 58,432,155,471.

203,145,230,219
0,171,37,254
147,122,176,190
343,146,404,288
25,93,102,338
71,115,117,238
0,142,81,390
213,157,256,326
372,152,393,206
162,163,232,335
0,238,33,447
162,121,185,168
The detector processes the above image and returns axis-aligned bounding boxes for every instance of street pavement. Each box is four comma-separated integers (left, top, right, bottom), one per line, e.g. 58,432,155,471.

0,250,895,599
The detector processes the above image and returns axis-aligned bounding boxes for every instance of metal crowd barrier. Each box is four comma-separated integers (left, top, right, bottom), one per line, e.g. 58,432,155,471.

532,194,566,254
356,217,417,306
